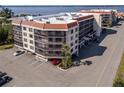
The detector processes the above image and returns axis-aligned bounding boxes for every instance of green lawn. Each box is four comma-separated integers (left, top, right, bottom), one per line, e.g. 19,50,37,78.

113,53,124,87
0,44,13,50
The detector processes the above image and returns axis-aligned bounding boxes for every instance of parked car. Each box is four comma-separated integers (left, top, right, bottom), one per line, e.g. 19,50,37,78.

80,61,87,65
80,60,92,65
3,76,13,81
51,59,61,65
85,60,92,65
0,72,7,77
13,50,25,56
0,75,13,87
73,60,80,66
93,38,100,43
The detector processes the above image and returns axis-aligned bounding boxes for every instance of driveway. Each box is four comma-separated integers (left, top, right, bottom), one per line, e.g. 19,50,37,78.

0,21,124,87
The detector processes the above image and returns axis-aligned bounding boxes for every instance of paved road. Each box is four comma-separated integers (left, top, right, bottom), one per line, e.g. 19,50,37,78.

0,21,124,87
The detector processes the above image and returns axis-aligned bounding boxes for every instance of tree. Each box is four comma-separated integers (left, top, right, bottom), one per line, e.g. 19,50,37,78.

0,7,13,45
113,76,124,87
0,8,12,18
59,43,72,69
0,27,9,44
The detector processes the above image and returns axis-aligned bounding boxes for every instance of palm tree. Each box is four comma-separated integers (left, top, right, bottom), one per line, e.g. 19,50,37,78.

60,43,72,69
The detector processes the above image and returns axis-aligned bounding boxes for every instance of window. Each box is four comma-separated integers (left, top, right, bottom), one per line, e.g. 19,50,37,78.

48,38,53,42
29,34,33,38
24,44,28,48
49,44,53,48
23,27,26,30
71,30,73,34
24,38,27,42
55,45,61,48
71,42,73,46
30,40,33,44
75,40,78,44
23,32,27,36
75,34,78,38
29,28,33,32
71,48,73,52
56,38,62,42
75,46,78,49
75,28,78,32
55,51,61,55
30,46,34,50
71,36,73,40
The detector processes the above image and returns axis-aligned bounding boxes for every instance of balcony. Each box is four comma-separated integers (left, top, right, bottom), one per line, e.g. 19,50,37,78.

35,48,62,57
13,26,21,31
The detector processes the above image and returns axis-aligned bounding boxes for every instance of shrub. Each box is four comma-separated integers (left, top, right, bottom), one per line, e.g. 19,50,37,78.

113,77,124,87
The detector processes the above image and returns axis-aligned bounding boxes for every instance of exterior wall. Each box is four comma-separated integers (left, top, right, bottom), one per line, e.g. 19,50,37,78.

93,14,102,37
79,13,102,37
78,18,95,48
22,25,35,53
13,24,23,48
66,26,79,56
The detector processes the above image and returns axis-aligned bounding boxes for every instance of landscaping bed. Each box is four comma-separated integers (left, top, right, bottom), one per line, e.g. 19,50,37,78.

113,53,124,87
0,44,13,50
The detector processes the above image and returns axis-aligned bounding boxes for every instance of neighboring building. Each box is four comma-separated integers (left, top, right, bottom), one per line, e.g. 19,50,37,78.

90,9,118,24
12,12,96,61
80,9,118,36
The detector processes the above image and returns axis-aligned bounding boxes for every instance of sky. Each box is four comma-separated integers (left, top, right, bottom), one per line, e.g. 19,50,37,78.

0,0,123,5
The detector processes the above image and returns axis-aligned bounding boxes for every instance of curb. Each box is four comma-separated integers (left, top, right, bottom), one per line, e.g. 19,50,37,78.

57,66,67,71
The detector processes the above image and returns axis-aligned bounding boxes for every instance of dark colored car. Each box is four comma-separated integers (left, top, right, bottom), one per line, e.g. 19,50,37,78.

73,60,80,66
80,60,92,65
85,60,92,65
0,72,7,77
0,76,13,87
93,38,100,43
3,76,13,81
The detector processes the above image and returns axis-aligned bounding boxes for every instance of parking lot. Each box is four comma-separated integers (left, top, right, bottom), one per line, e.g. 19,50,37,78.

0,21,124,87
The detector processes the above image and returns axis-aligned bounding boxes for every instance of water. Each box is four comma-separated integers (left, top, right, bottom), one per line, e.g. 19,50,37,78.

1,5,124,15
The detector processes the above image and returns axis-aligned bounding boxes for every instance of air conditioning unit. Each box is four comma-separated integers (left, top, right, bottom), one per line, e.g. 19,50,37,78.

46,21,50,24
26,16,33,21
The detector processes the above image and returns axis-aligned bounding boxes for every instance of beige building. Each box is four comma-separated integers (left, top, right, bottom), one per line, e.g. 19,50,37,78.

12,12,96,61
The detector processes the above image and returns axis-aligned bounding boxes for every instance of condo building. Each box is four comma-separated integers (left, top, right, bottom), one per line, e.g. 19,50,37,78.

12,12,96,61
80,9,117,36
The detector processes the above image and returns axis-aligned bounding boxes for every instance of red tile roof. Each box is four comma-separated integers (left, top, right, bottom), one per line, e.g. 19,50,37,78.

73,15,94,21
80,10,112,14
22,20,44,28
12,14,94,29
12,19,78,29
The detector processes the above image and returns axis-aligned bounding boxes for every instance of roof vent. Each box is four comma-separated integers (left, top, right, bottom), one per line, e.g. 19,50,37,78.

39,19,42,21
43,17,49,19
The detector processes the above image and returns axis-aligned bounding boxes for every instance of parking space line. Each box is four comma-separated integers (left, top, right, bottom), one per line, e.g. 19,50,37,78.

35,62,45,69
33,61,44,67
28,60,35,64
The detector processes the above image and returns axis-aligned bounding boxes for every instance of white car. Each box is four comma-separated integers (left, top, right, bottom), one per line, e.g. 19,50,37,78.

13,50,25,56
